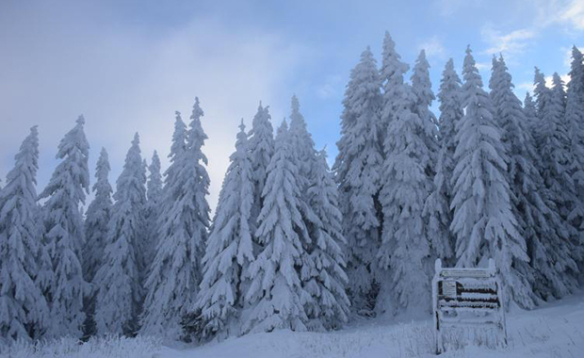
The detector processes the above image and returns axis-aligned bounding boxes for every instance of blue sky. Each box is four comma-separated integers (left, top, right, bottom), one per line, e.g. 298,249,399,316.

1,0,583,209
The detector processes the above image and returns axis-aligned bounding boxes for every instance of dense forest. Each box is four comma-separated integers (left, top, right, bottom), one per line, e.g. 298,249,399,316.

1,32,583,345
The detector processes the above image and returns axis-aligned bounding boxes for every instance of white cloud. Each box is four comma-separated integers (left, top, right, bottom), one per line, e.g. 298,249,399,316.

560,0,584,30
475,62,491,71
481,27,536,57
529,0,584,31
419,36,447,59
0,3,309,211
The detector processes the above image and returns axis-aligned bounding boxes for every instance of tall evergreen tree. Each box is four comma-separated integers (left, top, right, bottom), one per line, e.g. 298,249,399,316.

83,148,113,283
197,120,254,340
140,113,186,337
378,51,434,315
40,116,90,338
304,149,350,330
141,98,211,339
490,56,576,300
144,151,163,267
533,71,580,264
533,67,551,121
565,46,584,259
523,92,538,135
380,32,409,141
537,73,583,268
242,121,311,334
0,127,49,342
287,96,350,329
94,133,146,336
410,49,440,157
288,95,317,196
451,47,534,308
423,59,462,263
410,49,441,265
333,47,383,313
82,148,113,338
248,103,275,233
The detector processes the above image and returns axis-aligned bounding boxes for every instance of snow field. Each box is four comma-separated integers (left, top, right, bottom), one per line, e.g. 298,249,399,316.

4,292,582,358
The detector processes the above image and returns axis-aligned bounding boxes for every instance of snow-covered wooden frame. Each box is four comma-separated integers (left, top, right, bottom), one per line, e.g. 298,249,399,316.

432,258,507,354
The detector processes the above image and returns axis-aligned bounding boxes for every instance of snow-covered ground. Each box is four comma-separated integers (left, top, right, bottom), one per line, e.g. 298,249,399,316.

3,292,583,358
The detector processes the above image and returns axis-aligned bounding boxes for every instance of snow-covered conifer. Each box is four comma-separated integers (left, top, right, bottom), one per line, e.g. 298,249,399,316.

0,127,49,342
197,120,254,339
451,47,533,308
40,116,90,338
248,103,274,231
410,49,440,153
534,71,576,229
333,47,383,313
490,56,577,300
82,148,113,338
423,59,462,263
303,149,350,330
378,53,434,315
533,68,551,121
242,121,311,334
94,133,146,336
565,47,584,253
523,92,538,135
287,96,350,329
380,32,409,139
539,72,583,270
288,95,317,193
144,151,163,267
141,98,210,339
83,148,113,283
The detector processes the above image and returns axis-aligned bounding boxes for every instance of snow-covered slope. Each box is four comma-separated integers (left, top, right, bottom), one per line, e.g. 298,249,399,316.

3,292,583,358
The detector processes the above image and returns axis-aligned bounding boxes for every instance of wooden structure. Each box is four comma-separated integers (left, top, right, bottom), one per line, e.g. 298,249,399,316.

432,259,507,354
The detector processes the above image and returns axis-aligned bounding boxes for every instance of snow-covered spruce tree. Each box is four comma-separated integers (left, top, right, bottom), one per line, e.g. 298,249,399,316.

248,103,275,233
39,115,90,338
287,95,323,327
523,93,538,136
144,151,163,267
410,49,440,159
94,133,146,336
410,49,442,267
565,46,584,258
490,56,577,300
540,73,583,272
165,112,188,182
82,148,113,338
83,148,113,283
304,149,350,330
0,127,49,342
333,47,383,314
241,120,311,334
534,72,578,236
451,47,534,308
288,95,318,197
197,120,254,340
378,57,434,315
140,112,187,338
533,68,551,121
423,59,463,264
380,32,409,141
141,98,211,340
287,95,350,330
